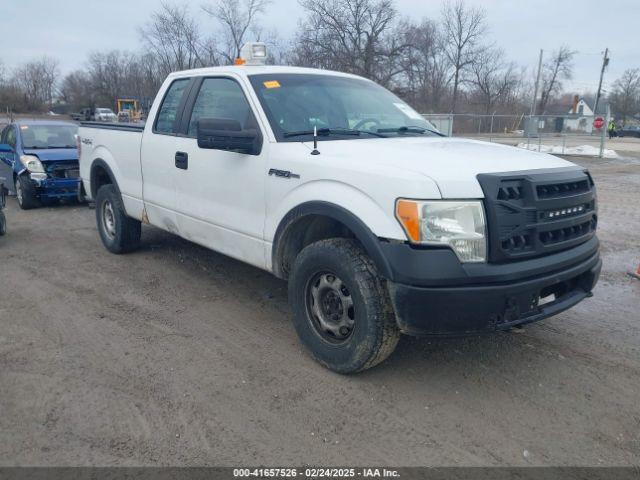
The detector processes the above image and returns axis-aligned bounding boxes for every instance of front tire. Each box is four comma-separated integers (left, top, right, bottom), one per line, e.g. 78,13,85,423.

289,238,400,374
95,184,141,254
0,211,6,236
15,174,39,210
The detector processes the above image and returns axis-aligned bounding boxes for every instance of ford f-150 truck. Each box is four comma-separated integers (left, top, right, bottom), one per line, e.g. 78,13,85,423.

78,43,601,373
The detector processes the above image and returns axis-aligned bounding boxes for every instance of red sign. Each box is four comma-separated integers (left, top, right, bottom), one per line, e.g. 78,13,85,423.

593,117,605,129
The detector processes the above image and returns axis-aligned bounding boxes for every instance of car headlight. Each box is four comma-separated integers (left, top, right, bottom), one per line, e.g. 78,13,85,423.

20,155,45,173
395,199,487,263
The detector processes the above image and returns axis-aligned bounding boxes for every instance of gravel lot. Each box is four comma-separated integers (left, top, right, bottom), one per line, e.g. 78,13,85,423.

0,155,639,467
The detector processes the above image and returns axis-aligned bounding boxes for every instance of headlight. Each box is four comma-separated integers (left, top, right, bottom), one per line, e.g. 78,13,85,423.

395,199,487,262
20,155,45,173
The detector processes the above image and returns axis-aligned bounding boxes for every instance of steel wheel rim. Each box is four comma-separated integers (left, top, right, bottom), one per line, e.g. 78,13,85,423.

306,271,355,344
102,200,116,239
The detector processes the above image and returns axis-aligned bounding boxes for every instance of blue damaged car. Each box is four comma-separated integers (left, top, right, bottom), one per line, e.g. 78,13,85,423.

0,120,80,209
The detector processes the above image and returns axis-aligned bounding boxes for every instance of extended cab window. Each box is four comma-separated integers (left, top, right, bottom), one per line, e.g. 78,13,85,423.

187,78,256,137
155,79,190,134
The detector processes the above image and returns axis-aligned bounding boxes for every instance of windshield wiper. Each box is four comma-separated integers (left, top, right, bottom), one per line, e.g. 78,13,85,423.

377,125,444,136
46,145,76,149
284,127,387,138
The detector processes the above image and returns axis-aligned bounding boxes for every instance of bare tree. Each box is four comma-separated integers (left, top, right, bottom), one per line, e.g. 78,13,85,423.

609,68,640,125
291,0,410,86
399,19,450,112
470,48,519,114
85,50,167,110
60,70,94,110
537,45,575,114
441,0,487,113
202,0,270,64
140,3,215,77
12,57,60,111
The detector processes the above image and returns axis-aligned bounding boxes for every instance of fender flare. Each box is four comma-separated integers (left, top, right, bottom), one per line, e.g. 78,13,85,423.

89,158,119,197
272,201,394,280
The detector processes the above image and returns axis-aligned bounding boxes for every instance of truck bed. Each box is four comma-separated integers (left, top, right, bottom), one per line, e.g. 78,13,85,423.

78,121,145,216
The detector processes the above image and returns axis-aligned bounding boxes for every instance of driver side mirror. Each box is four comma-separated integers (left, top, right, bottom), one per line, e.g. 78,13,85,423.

0,144,13,154
197,118,262,156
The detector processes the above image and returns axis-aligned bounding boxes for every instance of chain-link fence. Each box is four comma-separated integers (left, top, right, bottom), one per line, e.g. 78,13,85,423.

423,112,614,158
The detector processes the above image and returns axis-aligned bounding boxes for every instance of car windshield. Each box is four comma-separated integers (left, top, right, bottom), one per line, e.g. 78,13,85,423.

19,124,77,149
97,109,113,114
248,73,441,141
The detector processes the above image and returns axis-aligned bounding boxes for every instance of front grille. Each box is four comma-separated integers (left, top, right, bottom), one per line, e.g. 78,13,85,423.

478,169,597,263
539,219,595,246
536,180,589,199
45,162,80,179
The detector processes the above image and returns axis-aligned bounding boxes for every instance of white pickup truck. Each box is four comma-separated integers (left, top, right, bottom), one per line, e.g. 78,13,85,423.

79,43,601,373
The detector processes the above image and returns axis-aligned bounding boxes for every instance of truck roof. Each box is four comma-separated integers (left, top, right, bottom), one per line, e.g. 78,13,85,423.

167,65,367,82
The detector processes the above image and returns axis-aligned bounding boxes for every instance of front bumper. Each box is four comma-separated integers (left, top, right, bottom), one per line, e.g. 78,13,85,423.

384,237,601,336
30,175,80,198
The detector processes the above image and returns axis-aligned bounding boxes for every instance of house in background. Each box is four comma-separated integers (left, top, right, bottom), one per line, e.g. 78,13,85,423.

565,96,595,133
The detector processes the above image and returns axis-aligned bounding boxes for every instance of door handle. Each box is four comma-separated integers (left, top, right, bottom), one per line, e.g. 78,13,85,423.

175,151,188,170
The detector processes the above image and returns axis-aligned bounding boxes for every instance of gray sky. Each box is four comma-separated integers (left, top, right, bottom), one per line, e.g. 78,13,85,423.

2,0,637,94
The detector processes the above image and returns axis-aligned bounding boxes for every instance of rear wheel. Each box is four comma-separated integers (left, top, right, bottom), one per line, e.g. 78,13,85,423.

289,238,400,374
15,174,39,210
95,184,141,254
0,211,6,236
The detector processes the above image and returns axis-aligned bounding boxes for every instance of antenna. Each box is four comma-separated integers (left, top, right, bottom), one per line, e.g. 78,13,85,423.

311,125,320,155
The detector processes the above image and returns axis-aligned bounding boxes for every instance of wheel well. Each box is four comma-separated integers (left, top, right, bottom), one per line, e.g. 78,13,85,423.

275,214,357,279
90,161,114,198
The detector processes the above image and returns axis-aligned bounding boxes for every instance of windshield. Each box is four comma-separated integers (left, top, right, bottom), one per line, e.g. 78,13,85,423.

248,74,441,141
19,124,78,149
97,109,114,114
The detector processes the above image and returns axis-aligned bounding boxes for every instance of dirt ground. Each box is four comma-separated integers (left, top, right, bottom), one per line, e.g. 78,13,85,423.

0,155,639,467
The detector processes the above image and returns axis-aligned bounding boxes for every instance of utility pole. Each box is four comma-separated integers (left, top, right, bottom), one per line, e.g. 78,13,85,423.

593,47,610,116
530,49,544,116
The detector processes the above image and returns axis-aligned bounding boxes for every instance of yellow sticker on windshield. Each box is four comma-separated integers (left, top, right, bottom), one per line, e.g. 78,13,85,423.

263,80,281,89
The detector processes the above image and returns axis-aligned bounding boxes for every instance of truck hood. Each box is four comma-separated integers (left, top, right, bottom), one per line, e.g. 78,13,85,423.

303,137,576,198
23,148,78,162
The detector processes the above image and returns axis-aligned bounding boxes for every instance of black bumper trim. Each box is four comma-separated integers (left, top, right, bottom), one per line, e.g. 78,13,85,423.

388,252,601,336
379,236,599,287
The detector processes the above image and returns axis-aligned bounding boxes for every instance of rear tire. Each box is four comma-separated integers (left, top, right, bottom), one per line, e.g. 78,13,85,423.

95,184,141,254
0,211,6,236
289,238,400,374
15,174,39,210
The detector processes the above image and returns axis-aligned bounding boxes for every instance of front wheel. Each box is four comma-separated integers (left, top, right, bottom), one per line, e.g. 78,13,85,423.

0,211,6,236
95,184,141,254
15,174,39,210
289,238,400,374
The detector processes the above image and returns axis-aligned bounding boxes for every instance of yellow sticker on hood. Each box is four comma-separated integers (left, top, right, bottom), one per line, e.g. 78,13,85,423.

263,80,281,89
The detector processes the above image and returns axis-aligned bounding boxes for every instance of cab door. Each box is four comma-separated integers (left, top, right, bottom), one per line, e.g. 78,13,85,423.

172,75,268,269
140,77,192,233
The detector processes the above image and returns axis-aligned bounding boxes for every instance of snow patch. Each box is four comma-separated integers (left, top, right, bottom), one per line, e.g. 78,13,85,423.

516,143,619,158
